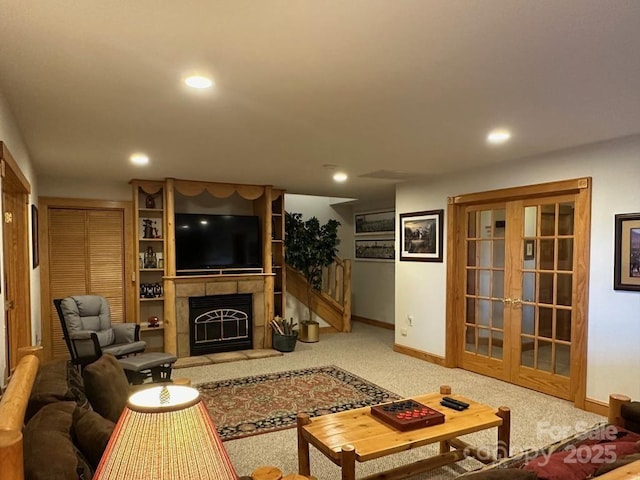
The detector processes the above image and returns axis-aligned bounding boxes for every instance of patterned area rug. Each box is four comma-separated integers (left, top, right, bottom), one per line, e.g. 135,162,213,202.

197,365,400,441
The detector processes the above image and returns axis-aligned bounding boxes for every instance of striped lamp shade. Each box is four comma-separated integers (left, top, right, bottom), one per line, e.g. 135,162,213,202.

94,385,237,480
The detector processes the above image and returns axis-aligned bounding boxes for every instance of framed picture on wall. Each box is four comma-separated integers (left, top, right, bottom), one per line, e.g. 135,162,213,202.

354,210,395,235
355,238,395,262
399,209,444,262
614,212,640,291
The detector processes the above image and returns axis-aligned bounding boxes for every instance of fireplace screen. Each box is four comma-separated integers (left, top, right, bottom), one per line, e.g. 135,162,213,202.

189,294,252,355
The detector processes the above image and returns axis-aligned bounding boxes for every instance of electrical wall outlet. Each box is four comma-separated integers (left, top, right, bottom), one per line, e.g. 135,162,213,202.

400,328,408,336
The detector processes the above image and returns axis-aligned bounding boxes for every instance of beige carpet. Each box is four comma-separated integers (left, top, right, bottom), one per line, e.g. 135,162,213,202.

178,322,604,479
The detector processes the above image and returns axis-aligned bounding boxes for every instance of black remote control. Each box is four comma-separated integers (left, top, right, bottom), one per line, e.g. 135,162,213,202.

440,400,466,411
442,397,470,408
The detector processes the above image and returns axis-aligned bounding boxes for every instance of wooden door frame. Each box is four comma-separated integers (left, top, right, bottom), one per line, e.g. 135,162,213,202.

1,142,32,375
445,177,591,408
39,197,135,362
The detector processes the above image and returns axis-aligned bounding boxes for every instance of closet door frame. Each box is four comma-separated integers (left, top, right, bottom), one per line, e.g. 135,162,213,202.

39,197,134,362
445,178,591,408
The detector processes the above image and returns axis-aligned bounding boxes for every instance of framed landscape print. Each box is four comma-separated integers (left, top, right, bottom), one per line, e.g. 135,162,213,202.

355,238,395,262
614,212,640,291
399,209,444,262
354,210,395,235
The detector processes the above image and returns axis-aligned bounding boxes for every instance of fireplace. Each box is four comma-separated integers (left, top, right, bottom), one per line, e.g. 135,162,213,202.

189,293,253,355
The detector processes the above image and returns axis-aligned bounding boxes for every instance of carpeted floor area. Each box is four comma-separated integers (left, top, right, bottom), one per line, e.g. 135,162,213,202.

179,322,605,479
197,365,399,440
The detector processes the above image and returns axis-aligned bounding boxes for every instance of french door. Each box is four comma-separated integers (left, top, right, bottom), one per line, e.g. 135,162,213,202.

447,178,591,404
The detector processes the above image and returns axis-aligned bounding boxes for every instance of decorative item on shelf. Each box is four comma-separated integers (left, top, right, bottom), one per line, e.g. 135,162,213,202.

270,316,298,352
142,218,155,239
147,316,160,328
153,282,162,297
145,194,156,209
138,255,143,269
153,220,161,238
144,246,158,269
158,258,164,269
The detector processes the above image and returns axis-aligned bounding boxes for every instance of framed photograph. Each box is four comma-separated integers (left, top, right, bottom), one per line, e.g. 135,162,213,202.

354,210,395,235
524,239,535,261
399,209,444,262
31,204,39,268
614,213,640,291
355,238,395,262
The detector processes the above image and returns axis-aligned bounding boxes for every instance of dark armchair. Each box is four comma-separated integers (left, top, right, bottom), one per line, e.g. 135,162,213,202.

54,295,146,367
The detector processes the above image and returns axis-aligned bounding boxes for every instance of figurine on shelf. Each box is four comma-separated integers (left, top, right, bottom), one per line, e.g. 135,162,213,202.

153,220,161,239
147,316,160,328
142,218,154,239
144,246,157,269
145,194,156,209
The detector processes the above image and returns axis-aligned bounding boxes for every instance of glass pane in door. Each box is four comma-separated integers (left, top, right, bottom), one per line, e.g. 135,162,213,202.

519,201,575,377
464,207,506,360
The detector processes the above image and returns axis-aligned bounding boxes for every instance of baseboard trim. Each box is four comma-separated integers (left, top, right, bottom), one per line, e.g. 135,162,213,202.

393,343,447,367
319,326,338,334
352,315,395,330
584,397,609,417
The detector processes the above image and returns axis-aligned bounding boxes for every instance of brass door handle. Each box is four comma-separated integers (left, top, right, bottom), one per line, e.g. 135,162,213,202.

512,298,522,306
502,298,512,304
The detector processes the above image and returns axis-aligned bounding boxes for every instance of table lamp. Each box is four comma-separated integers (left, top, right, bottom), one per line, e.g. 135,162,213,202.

94,385,237,480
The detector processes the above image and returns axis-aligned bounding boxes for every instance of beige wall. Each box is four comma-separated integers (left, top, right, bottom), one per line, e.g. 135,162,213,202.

0,91,39,378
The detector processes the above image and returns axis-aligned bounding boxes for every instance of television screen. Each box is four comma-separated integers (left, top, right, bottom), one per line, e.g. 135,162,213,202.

175,213,261,272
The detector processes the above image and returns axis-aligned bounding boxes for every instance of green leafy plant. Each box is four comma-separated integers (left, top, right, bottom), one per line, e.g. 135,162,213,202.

285,212,340,324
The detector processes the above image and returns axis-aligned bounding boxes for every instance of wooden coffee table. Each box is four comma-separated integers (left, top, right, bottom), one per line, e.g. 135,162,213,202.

297,386,510,480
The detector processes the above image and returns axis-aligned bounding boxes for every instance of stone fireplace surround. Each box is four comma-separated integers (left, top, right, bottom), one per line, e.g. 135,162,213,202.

172,275,266,358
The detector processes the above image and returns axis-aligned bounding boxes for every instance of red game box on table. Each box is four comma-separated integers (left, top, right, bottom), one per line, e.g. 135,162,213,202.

370,399,445,431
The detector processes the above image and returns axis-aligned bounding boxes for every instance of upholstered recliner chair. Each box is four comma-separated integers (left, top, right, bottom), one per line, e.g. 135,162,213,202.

54,295,146,367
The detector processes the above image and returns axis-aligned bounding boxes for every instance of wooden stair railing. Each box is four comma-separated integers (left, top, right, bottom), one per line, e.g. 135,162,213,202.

285,257,352,333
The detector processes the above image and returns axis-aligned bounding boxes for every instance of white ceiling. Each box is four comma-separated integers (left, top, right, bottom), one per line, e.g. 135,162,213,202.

1,1,640,203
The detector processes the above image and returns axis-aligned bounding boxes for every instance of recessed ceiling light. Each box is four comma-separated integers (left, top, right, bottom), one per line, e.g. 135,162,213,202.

184,75,213,89
333,172,348,182
487,129,511,144
130,153,149,166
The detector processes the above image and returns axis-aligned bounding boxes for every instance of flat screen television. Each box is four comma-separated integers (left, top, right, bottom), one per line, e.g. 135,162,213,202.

174,213,261,272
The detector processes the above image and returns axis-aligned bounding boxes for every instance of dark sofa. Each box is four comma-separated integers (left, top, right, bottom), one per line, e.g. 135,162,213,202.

23,355,134,480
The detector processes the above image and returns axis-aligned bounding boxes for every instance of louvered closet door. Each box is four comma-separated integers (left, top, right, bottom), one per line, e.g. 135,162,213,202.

47,208,126,360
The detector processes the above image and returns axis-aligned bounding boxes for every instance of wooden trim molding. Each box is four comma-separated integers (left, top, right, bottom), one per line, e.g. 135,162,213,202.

448,177,589,205
393,343,447,367
584,397,609,417
352,315,394,330
0,142,31,193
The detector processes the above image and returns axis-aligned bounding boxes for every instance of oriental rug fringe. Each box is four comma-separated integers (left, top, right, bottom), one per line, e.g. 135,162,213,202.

197,365,400,441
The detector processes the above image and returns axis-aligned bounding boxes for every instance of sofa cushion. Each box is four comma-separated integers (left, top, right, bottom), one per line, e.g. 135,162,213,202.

82,354,130,423
26,360,90,421
523,441,640,480
73,406,116,469
622,402,640,434
23,401,94,480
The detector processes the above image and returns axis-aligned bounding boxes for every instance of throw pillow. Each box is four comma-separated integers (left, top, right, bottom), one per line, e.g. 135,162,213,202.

82,353,130,423
523,441,640,480
27,360,89,421
23,401,94,480
73,406,116,469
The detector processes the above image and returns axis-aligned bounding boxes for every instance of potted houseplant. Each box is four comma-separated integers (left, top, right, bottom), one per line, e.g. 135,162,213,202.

270,316,298,352
285,212,340,342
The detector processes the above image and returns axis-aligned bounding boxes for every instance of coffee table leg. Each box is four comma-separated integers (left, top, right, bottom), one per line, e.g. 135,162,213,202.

341,445,356,480
297,413,311,476
496,406,511,459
